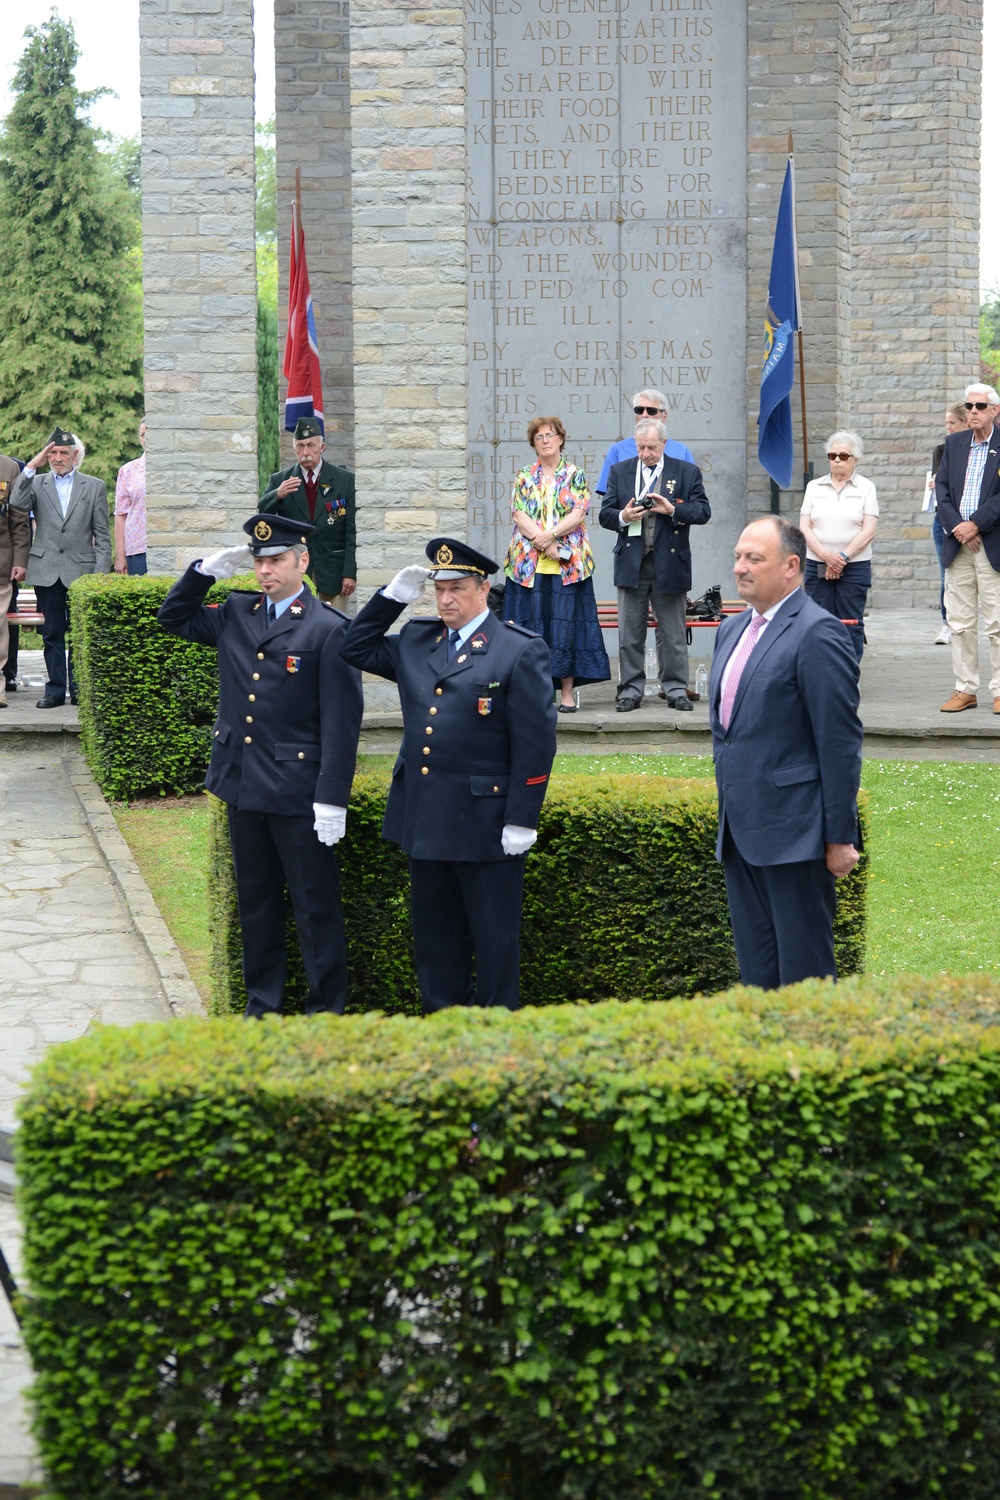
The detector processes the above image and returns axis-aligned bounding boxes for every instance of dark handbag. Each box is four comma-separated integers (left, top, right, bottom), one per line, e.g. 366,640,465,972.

686,584,723,622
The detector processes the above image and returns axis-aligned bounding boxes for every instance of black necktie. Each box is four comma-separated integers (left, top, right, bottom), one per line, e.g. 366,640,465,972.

448,629,461,658
266,602,276,629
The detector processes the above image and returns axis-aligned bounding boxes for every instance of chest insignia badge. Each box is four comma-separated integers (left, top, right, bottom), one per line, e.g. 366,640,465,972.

478,697,492,716
456,653,468,664
289,601,304,617
470,633,487,650
286,656,301,673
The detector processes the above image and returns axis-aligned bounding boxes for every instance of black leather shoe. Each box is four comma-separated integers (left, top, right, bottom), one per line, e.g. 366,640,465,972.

4,680,16,693
616,696,641,713
69,695,78,705
36,696,66,709
667,693,694,712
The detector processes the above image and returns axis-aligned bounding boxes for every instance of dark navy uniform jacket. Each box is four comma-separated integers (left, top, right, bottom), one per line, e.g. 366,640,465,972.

341,591,557,862
599,455,711,595
158,564,363,815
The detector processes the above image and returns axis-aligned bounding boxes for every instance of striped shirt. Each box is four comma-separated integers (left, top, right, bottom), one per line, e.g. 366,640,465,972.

960,433,993,520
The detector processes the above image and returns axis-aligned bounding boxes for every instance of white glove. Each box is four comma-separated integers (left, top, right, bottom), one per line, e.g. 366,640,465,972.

501,824,537,857
384,564,430,604
199,544,253,579
313,803,347,846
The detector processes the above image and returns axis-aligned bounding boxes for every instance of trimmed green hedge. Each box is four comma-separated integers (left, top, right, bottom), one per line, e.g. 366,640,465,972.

17,976,1000,1498
70,572,260,801
210,769,869,1014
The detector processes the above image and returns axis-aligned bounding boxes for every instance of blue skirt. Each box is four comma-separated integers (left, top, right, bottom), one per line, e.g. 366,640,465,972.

503,573,611,686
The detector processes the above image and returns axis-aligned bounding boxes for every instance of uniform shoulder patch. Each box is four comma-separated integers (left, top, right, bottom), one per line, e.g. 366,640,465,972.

502,619,539,638
320,602,349,619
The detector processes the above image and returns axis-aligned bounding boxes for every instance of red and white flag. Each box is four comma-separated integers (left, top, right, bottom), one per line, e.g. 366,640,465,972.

283,204,324,434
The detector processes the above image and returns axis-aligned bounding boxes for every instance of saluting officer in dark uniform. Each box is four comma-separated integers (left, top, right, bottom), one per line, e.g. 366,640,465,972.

158,514,363,1018
341,537,557,1012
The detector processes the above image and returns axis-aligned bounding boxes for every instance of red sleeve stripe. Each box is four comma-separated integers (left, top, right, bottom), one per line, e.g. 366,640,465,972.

525,775,548,785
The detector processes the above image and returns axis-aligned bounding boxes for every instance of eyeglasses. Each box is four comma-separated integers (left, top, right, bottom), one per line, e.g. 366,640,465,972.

633,405,661,416
966,401,992,411
827,452,855,462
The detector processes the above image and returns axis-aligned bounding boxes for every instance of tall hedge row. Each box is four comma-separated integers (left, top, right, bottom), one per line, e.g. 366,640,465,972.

69,572,258,801
209,770,869,1014
17,976,1000,1499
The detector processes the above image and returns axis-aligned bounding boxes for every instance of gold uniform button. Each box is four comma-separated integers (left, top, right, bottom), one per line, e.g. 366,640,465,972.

248,694,256,703
425,726,433,735
244,735,252,744
494,785,499,792
298,752,305,760
429,707,437,715
246,716,253,724
435,687,442,696
256,652,264,661
422,746,430,756
421,766,429,775
252,672,260,681
214,729,220,737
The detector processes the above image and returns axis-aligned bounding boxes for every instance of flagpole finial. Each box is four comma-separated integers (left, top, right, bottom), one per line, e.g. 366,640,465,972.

788,128,794,156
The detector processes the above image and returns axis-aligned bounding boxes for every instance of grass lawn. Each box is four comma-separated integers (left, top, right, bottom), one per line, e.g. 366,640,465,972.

112,754,1000,1001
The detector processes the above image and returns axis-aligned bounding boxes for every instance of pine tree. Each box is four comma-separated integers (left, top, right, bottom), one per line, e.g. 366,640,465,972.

0,13,143,487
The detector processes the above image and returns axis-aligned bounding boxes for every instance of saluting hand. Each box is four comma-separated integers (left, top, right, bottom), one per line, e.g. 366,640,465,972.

385,565,430,604
276,475,302,498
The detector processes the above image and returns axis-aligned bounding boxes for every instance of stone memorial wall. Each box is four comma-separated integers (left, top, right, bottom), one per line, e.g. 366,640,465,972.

467,0,746,588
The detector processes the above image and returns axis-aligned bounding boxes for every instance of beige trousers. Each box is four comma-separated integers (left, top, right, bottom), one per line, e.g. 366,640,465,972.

944,543,1000,695
318,591,355,614
0,579,11,679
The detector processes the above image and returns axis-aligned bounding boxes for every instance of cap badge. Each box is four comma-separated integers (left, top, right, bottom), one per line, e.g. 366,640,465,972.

253,520,273,541
435,543,454,566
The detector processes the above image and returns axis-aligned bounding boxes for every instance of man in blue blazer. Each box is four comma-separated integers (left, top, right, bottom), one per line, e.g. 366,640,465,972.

709,516,863,989
599,418,711,711
935,383,1000,713
341,537,557,1012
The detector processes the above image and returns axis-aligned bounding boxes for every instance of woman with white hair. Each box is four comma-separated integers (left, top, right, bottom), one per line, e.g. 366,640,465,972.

798,430,878,662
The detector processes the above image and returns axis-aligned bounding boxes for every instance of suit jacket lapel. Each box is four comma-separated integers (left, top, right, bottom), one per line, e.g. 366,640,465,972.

728,591,802,726
982,434,1000,500
61,473,82,527
435,611,498,680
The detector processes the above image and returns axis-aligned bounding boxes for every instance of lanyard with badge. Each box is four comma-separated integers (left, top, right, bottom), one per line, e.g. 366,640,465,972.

628,458,663,536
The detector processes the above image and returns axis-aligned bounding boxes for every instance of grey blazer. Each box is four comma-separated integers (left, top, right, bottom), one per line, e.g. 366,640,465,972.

10,468,112,586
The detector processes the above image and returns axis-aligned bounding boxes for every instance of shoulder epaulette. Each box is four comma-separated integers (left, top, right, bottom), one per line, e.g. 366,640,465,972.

503,619,538,638
321,602,349,619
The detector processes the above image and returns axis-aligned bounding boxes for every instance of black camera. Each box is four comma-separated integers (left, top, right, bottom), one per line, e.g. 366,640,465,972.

635,495,656,511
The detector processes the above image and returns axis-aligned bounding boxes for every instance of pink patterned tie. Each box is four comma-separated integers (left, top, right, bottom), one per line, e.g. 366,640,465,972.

719,613,766,730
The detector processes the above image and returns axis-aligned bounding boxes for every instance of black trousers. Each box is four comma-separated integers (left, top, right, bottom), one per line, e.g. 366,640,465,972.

408,856,525,1012
722,822,837,990
34,580,75,700
4,579,19,686
228,807,348,1018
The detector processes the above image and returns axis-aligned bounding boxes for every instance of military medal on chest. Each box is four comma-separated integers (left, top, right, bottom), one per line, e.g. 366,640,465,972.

478,697,492,716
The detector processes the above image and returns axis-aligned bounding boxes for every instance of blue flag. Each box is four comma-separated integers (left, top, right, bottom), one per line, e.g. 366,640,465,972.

757,158,799,489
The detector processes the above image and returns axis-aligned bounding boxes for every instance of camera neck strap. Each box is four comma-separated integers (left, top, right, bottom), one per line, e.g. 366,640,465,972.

635,457,664,503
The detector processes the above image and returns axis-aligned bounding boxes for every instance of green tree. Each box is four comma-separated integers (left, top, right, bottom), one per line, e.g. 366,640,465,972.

0,12,143,487
981,289,1000,387
256,117,280,489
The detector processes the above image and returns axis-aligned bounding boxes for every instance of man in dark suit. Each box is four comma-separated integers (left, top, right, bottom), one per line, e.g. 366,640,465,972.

935,383,1000,713
341,537,557,1012
10,426,111,707
157,513,363,1018
259,416,356,609
0,453,29,708
709,516,862,990
599,417,711,712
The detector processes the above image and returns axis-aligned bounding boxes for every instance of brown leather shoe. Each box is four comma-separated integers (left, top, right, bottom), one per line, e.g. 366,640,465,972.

940,691,978,712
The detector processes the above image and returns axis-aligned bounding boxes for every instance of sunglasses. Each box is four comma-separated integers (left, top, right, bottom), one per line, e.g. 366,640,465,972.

966,401,992,411
827,452,855,462
633,405,661,416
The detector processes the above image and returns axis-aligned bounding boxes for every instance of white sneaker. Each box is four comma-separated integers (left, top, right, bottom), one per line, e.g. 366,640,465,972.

935,624,952,645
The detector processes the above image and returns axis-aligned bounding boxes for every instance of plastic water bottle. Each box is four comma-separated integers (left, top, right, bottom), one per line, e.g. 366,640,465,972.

644,643,658,695
695,664,708,700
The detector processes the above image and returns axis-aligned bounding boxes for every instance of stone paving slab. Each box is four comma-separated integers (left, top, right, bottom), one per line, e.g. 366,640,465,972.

0,745,199,1491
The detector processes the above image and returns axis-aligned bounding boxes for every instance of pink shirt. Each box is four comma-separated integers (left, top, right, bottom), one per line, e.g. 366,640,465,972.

114,452,146,555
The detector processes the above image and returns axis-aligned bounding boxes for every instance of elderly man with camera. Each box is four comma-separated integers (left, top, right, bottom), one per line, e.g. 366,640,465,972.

599,417,711,713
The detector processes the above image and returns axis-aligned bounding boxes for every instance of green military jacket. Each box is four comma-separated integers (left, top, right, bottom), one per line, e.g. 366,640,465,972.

259,459,356,595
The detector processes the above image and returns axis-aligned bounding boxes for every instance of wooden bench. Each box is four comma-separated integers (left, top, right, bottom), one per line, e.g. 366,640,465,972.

597,599,747,639
6,588,44,626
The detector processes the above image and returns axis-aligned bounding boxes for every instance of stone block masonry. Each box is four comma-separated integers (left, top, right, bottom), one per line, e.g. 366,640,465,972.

275,0,355,472
348,0,468,595
140,0,258,572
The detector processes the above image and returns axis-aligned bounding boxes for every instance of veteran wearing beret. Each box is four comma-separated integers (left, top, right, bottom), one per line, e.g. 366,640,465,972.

259,417,357,609
11,425,111,708
157,514,364,1018
341,537,558,1012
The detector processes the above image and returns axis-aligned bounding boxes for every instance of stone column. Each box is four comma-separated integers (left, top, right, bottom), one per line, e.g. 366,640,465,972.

746,2,854,518
275,0,355,470
348,0,468,598
849,0,981,606
140,0,258,573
